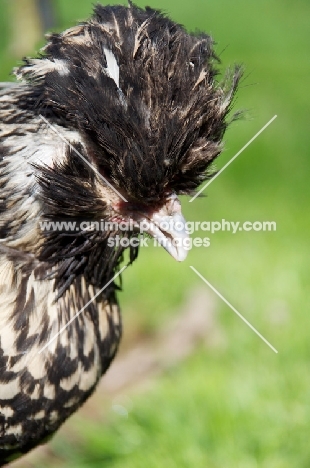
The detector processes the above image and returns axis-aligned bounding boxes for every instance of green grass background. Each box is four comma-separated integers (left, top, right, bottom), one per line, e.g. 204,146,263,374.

0,0,309,466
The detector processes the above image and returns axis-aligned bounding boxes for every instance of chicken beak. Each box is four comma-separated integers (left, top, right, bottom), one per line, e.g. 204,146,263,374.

141,194,189,261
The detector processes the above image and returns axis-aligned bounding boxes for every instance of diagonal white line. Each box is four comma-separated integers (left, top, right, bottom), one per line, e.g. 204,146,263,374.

39,114,128,202
189,115,278,202
190,266,278,353
38,265,127,354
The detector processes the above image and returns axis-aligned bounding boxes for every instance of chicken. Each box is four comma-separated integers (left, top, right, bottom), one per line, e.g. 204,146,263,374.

0,2,241,464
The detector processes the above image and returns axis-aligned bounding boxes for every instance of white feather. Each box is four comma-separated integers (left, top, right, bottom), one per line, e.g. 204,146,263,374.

103,47,120,88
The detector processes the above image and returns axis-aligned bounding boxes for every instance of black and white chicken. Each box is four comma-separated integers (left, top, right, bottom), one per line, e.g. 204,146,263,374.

0,2,241,464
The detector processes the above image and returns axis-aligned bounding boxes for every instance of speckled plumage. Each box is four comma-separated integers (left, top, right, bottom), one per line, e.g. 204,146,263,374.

0,2,241,464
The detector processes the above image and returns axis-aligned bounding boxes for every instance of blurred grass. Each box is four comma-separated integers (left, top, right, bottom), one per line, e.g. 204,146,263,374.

1,0,310,466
